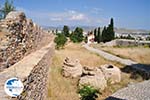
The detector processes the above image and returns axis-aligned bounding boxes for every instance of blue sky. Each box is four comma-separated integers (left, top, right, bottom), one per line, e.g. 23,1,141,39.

0,0,150,29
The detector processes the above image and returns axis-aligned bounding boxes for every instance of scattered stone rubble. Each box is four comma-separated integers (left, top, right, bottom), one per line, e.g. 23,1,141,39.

0,11,51,71
62,57,121,91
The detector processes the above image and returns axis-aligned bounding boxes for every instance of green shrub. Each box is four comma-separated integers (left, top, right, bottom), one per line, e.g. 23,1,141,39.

70,27,84,43
78,85,100,100
54,34,67,49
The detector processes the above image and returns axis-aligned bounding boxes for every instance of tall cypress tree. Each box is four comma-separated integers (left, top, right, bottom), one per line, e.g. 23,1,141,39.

101,26,107,42
101,18,115,42
110,18,115,40
97,27,101,43
94,28,97,42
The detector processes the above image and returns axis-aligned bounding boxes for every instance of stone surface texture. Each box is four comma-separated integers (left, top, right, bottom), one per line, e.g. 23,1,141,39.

0,11,52,71
101,64,121,84
62,57,83,78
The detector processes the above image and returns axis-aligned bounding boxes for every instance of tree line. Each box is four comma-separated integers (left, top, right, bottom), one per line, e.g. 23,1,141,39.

54,26,84,49
54,18,115,49
93,18,115,43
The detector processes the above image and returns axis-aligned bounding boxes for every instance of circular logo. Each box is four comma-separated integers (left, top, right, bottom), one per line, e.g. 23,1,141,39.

4,77,24,97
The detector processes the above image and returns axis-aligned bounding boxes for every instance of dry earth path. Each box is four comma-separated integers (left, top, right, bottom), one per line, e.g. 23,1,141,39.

83,44,137,66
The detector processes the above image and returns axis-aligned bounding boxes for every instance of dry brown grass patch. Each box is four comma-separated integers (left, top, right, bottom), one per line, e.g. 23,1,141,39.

92,44,150,64
48,43,143,100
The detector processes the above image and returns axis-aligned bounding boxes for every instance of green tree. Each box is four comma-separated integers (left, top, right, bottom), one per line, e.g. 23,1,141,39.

54,34,67,49
101,18,115,42
62,25,70,37
55,29,58,34
101,26,107,42
94,28,97,42
109,18,115,40
70,27,84,43
97,27,101,43
0,0,15,19
78,85,100,100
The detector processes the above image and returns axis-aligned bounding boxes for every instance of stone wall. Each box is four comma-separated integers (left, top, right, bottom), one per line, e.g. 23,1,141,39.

0,41,54,100
0,11,52,71
18,44,54,100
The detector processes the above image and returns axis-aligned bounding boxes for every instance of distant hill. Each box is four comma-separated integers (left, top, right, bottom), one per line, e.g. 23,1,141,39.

42,26,150,34
42,26,96,32
114,28,150,34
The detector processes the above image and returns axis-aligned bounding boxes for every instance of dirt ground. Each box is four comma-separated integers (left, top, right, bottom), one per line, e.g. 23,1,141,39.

47,43,143,100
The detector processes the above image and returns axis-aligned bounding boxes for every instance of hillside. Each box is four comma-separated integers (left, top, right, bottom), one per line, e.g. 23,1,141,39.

44,26,150,34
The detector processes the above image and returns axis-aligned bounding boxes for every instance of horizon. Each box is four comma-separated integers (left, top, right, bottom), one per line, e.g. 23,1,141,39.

0,0,150,30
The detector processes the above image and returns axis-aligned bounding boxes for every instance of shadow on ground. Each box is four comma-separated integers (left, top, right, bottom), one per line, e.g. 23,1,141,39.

105,96,126,100
121,64,150,80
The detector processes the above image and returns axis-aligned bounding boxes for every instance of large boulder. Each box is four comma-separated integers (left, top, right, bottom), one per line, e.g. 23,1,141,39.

62,57,83,78
79,67,107,91
100,64,121,84
5,11,26,20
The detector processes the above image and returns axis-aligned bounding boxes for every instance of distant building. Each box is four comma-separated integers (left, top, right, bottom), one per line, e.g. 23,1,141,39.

115,32,150,41
87,32,95,44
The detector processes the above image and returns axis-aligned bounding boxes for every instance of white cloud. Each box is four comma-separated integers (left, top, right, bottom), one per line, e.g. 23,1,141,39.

70,14,85,20
91,7,103,14
48,10,87,21
15,7,107,26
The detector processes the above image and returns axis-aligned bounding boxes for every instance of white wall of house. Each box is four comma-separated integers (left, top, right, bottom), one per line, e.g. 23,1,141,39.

87,35,94,44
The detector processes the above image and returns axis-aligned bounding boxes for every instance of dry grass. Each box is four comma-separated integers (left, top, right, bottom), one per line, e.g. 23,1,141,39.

47,54,79,100
47,43,143,100
92,44,150,64
56,43,123,67
48,43,117,100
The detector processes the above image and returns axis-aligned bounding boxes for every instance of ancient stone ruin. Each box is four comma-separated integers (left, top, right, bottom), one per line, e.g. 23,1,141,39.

101,64,121,84
79,66,107,91
0,11,51,71
62,57,83,78
62,57,121,91
0,11,54,100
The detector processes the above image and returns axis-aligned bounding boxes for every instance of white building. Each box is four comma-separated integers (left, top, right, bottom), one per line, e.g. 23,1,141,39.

87,34,94,44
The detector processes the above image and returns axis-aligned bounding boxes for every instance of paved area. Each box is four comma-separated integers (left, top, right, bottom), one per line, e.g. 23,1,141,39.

0,41,53,100
106,80,150,100
83,44,137,66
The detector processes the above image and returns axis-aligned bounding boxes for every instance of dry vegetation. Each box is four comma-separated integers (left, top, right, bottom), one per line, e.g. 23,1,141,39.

47,43,143,100
92,44,150,64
